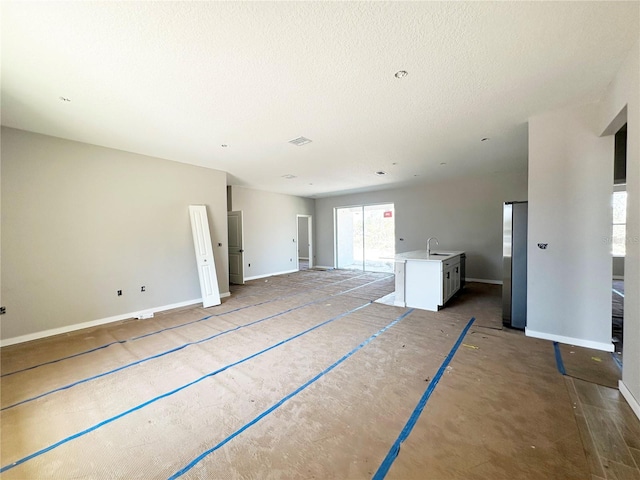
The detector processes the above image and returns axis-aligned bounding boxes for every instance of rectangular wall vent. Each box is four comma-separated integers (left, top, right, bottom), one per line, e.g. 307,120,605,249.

288,136,312,146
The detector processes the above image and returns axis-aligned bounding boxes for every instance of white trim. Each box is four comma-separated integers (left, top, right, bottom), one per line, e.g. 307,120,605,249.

613,275,625,280
465,278,503,285
0,296,227,347
314,265,335,270
244,269,298,281
619,380,640,421
220,292,231,298
524,328,614,352
296,214,313,270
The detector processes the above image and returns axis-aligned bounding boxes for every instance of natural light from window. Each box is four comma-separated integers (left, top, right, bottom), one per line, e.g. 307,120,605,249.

612,190,627,256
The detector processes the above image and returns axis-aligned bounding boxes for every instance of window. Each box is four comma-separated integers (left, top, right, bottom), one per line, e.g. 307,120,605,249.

612,190,627,256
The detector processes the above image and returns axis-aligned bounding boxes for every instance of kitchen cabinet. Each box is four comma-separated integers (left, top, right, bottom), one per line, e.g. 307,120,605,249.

443,256,461,304
394,250,464,311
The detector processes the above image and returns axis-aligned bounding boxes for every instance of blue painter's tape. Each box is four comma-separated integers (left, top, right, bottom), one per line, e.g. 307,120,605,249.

0,302,374,474
372,316,476,480
611,352,623,370
553,342,566,375
1,272,378,377
1,276,391,411
0,340,127,378
168,308,415,479
129,272,377,342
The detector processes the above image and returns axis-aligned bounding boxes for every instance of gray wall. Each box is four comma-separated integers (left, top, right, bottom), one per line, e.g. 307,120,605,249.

527,103,613,351
597,40,639,412
315,171,528,281
613,257,625,278
229,186,315,279
1,127,229,341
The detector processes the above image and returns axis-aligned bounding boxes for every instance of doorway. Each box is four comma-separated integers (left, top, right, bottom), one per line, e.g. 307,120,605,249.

335,203,395,273
611,124,627,361
297,215,313,271
227,210,244,285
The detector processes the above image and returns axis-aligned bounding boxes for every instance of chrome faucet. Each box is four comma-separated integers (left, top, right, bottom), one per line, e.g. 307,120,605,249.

427,237,439,256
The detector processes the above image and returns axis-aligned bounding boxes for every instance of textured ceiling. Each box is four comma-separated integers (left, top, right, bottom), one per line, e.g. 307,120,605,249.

2,1,638,198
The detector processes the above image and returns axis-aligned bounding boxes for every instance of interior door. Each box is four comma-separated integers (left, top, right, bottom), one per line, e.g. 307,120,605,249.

188,205,221,308
227,210,244,285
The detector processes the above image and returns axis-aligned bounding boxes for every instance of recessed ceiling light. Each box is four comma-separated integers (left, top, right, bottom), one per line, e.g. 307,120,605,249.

59,96,71,102
375,171,386,176
282,174,297,179
394,70,408,79
288,136,312,146
481,137,490,142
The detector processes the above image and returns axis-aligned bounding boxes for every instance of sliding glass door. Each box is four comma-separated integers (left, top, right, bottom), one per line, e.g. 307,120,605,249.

336,203,395,273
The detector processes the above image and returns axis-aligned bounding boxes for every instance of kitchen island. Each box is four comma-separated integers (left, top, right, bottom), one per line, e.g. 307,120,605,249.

394,250,465,311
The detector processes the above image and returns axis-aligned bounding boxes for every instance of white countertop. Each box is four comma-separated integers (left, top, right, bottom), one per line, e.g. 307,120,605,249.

394,250,464,262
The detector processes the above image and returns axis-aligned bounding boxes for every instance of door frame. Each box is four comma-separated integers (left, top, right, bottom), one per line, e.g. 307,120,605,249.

296,214,313,270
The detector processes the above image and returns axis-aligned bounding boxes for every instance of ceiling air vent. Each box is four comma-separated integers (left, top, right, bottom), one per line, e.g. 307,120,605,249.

288,136,312,146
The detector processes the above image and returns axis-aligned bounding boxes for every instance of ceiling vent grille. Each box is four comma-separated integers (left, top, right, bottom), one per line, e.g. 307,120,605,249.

288,136,312,146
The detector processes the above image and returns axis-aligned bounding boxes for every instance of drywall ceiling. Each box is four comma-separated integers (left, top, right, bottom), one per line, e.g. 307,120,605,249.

1,1,638,198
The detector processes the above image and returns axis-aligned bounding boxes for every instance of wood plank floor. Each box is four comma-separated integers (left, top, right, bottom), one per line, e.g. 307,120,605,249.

1,269,638,479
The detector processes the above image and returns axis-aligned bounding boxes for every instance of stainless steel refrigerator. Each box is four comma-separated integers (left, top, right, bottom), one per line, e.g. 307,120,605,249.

503,201,528,329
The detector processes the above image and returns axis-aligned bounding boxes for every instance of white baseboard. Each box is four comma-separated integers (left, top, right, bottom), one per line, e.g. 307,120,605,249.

613,275,625,280
525,328,614,352
619,380,640,421
465,278,503,285
314,265,335,270
0,293,230,348
244,269,298,281
298,257,309,260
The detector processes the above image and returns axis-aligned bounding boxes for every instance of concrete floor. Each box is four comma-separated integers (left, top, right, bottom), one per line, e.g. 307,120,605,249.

1,269,638,479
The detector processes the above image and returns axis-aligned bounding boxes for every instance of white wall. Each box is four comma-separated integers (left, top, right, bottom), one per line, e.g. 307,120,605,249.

229,186,315,279
1,128,229,343
315,171,528,281
527,103,614,352
598,41,639,416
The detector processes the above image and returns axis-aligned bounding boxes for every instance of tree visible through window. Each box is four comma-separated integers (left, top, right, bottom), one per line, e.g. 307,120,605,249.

612,190,627,256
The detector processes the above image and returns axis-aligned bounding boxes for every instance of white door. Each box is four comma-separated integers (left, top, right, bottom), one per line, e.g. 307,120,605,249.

227,211,244,285
189,205,221,308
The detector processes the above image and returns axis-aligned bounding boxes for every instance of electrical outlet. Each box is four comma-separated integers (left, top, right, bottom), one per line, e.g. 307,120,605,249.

141,286,146,292
117,290,122,296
